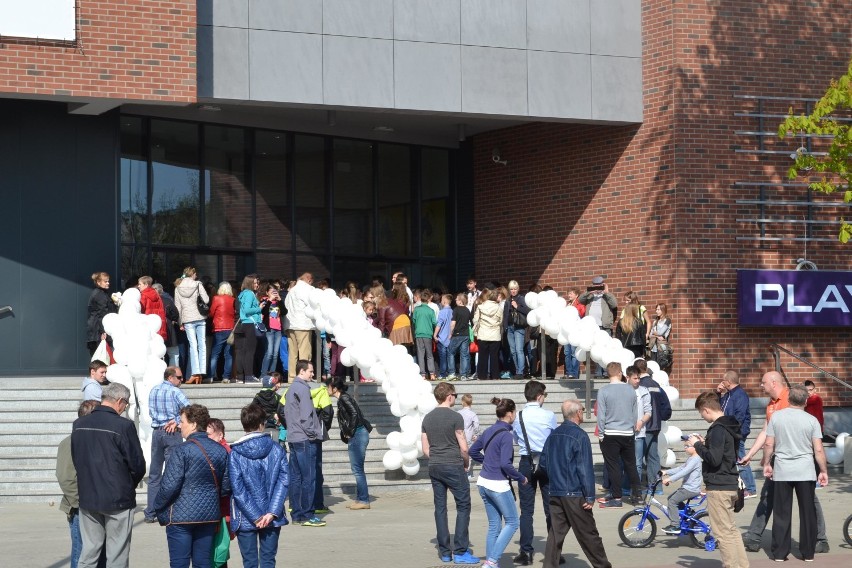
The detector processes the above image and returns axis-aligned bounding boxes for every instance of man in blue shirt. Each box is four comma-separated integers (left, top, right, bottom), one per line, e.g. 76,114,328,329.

717,370,756,496
143,366,190,523
540,399,611,568
512,380,558,565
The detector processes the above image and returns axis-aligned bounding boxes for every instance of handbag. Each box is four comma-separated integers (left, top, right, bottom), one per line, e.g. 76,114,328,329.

91,339,110,363
212,517,230,568
196,283,210,317
734,476,746,513
226,322,239,346
518,411,548,483
510,308,527,327
254,321,267,337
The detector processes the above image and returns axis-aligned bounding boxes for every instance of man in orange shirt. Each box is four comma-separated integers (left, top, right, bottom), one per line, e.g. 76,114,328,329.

740,372,828,553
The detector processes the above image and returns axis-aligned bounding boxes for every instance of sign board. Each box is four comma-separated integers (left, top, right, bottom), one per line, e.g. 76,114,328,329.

0,1,76,41
738,269,852,327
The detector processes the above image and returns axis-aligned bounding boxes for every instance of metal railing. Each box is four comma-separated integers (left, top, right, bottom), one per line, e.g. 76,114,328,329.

770,343,852,394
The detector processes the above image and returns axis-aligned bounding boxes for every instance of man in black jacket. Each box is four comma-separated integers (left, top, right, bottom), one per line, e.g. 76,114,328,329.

688,391,748,568
71,382,146,568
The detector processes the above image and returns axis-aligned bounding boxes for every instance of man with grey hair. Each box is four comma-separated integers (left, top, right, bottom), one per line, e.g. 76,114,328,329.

763,384,828,562
540,399,611,568
71,382,146,568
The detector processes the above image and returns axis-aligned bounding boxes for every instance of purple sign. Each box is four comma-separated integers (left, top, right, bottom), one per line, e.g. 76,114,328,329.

738,269,852,327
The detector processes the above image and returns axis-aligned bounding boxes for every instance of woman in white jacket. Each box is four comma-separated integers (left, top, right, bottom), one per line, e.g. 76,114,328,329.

174,266,210,382
473,289,503,380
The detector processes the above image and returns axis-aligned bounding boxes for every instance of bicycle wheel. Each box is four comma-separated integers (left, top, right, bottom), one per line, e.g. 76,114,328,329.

618,510,657,548
843,514,852,547
688,511,711,549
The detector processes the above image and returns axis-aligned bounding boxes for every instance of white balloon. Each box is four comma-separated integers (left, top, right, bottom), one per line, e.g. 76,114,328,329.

418,393,438,413
386,431,402,451
400,415,422,433
825,446,844,465
525,292,539,310
382,450,403,470
557,333,569,346
106,364,132,387
662,385,680,402
340,348,353,367
647,360,661,373
314,316,327,332
654,370,670,387
663,449,677,468
658,434,668,460
526,310,540,328
578,332,594,352
101,313,121,336
834,432,848,452
567,327,583,348
390,401,405,417
122,287,141,303
150,340,167,359
551,297,567,310
401,448,419,462
590,343,608,365
402,460,421,476
399,430,418,450
574,347,587,362
416,439,424,457
664,425,683,445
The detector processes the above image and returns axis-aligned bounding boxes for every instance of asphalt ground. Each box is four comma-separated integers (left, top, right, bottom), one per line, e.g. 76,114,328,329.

3,480,850,567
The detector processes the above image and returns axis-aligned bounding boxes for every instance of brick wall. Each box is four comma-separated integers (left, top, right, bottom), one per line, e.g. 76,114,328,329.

0,0,196,102
471,0,852,406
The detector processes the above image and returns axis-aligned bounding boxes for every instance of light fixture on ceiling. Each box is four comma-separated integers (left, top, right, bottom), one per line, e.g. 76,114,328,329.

198,104,221,112
492,148,508,166
373,126,395,133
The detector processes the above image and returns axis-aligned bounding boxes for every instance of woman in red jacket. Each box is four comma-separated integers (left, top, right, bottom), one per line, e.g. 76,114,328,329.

209,282,236,383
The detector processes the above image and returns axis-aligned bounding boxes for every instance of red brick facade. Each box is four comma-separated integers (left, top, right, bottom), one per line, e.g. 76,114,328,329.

471,1,852,405
0,0,196,102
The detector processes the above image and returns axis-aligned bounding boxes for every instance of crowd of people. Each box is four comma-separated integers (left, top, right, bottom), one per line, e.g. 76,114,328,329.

86,270,674,385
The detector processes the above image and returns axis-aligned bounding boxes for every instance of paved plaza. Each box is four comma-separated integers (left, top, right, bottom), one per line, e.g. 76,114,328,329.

3,479,850,567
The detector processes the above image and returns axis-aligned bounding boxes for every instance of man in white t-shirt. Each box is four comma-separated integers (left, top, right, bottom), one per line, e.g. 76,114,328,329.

763,384,828,562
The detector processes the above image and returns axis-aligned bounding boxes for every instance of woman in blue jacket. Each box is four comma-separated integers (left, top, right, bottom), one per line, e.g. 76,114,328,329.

469,398,528,568
236,274,265,384
229,403,289,568
154,404,230,568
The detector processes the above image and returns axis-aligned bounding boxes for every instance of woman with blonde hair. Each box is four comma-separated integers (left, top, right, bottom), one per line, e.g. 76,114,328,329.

648,303,672,369
617,303,646,358
86,271,117,356
209,281,236,383
380,283,414,348
174,266,210,382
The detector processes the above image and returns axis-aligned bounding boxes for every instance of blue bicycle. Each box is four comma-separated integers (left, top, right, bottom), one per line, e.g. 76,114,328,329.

617,473,714,549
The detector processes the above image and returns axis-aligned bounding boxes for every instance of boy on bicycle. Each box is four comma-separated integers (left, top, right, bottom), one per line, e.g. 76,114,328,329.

661,439,703,534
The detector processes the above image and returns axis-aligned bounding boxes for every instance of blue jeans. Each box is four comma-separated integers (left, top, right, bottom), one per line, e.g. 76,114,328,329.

642,432,661,490
145,429,183,518
507,325,526,375
236,527,281,568
436,342,449,377
322,337,331,375
564,344,580,378
478,486,520,564
288,440,318,522
183,320,207,375
69,510,82,568
348,426,370,503
447,336,470,376
313,442,325,510
165,523,216,568
738,439,757,493
518,455,551,554
209,330,233,379
278,337,289,374
261,329,282,375
429,464,471,557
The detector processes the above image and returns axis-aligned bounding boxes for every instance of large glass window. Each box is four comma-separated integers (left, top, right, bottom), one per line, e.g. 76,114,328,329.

333,139,374,255
255,131,291,251
151,120,200,246
294,135,327,253
378,144,412,256
421,148,450,258
120,117,148,244
204,125,250,248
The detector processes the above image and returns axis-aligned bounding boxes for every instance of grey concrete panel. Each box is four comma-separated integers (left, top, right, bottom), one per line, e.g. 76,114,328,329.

527,0,590,53
591,55,642,122
461,46,527,116
394,41,461,112
590,0,641,57
323,0,393,39
461,0,526,49
203,26,249,100
393,0,460,44
249,0,322,33
528,51,591,119
250,31,323,104
198,0,248,28
324,36,394,108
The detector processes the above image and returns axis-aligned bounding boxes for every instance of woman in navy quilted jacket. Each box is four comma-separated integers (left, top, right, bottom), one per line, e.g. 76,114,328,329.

229,403,289,568
154,404,230,568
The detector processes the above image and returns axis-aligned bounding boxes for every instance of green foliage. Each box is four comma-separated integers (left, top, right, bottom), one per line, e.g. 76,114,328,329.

779,59,852,243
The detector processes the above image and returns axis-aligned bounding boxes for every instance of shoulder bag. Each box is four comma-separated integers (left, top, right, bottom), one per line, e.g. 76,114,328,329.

518,411,548,483
196,283,210,317
190,440,230,566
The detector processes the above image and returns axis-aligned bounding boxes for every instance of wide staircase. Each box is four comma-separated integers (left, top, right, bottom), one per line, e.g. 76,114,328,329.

0,375,780,505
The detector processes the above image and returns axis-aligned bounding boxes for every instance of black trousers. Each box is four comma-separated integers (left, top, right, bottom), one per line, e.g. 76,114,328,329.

771,480,817,560
600,435,640,500
544,496,611,568
476,340,500,379
235,323,258,379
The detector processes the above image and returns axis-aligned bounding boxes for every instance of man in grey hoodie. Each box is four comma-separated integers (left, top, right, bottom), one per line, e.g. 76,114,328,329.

597,362,641,508
283,360,325,527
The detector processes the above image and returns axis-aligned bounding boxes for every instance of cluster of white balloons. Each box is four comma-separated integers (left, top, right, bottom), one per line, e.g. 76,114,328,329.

525,290,680,399
99,288,168,466
657,422,686,469
826,432,849,465
293,284,438,476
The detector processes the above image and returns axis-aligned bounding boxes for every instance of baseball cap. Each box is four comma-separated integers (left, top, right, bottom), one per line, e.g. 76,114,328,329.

262,375,276,388
591,276,605,285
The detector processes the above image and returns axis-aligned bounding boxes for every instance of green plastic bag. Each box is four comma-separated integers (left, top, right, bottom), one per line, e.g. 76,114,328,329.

212,517,230,568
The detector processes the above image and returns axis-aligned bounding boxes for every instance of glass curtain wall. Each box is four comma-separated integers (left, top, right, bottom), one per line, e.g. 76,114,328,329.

119,116,455,291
